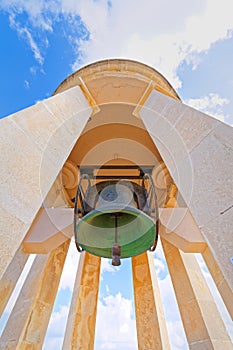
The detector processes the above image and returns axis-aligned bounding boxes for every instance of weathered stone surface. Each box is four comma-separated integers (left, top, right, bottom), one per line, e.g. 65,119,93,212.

174,106,219,154
0,58,232,349
159,208,206,252
62,252,101,350
23,208,73,254
174,131,233,227
0,119,48,223
201,210,233,302
162,239,233,349
0,241,70,349
0,206,29,280
140,88,233,298
0,245,29,316
132,252,167,350
147,253,171,349
0,86,91,277
0,254,49,348
203,247,233,319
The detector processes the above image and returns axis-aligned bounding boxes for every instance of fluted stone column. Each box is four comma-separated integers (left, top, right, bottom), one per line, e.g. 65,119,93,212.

0,245,29,317
62,252,101,350
161,239,233,349
132,252,170,350
0,240,70,349
202,246,233,320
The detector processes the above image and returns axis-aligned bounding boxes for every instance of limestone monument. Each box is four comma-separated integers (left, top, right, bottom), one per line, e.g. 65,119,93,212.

0,59,232,349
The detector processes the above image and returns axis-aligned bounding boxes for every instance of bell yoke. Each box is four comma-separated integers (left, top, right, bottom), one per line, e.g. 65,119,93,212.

74,167,159,266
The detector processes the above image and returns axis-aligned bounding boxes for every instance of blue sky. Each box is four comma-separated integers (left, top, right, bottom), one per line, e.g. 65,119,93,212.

0,0,233,349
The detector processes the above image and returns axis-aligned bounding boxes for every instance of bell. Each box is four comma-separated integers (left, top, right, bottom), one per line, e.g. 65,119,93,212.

74,179,158,265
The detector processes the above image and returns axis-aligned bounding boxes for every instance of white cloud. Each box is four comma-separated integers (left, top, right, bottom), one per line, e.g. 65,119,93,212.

154,257,165,275
187,93,229,110
46,305,69,337
186,93,230,122
101,258,115,273
9,13,44,64
0,0,56,30
43,249,232,350
101,258,119,275
43,305,69,349
59,240,80,291
153,239,166,260
95,292,137,349
0,2,232,346
167,320,188,350
43,290,137,350
68,0,233,88
1,0,233,88
24,79,30,89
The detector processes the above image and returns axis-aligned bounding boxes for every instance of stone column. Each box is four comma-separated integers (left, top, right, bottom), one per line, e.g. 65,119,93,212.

0,240,70,349
0,86,92,278
132,252,170,350
202,246,233,320
0,245,29,317
62,252,101,350
161,238,233,349
147,252,171,349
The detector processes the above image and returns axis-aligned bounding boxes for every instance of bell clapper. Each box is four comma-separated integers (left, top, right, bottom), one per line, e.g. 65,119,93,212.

111,213,121,266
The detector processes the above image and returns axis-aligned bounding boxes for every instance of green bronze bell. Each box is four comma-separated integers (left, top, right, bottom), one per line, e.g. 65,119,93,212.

74,176,158,265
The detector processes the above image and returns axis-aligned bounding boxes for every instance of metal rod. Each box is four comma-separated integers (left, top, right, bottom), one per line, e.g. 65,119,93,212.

79,165,154,179
83,175,145,180
143,173,159,252
80,165,153,170
74,174,91,253
114,215,118,244
112,214,121,266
